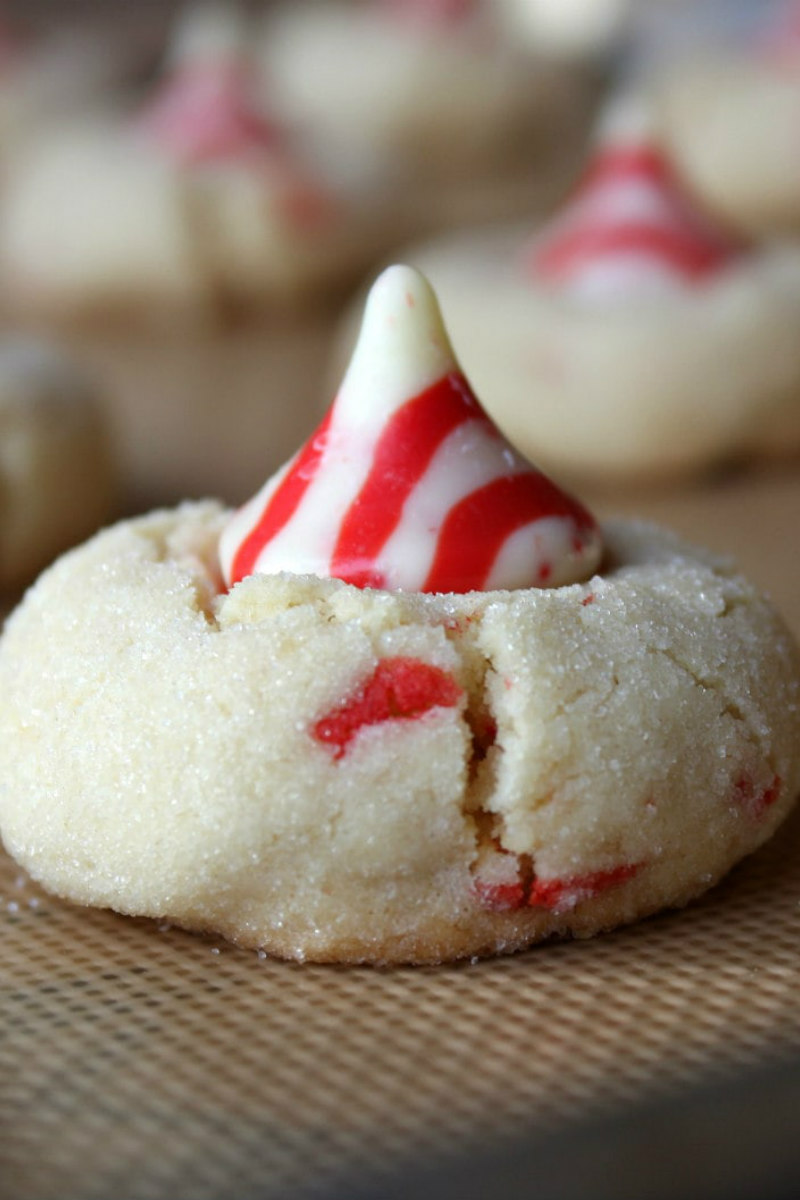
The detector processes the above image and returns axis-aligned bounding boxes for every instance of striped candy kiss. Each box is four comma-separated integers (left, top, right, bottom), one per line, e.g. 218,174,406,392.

141,61,283,166
139,5,283,167
219,265,603,594
526,99,744,300
138,8,336,229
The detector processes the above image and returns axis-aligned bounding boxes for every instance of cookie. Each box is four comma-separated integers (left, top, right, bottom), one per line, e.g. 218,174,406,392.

0,16,143,157
0,5,378,321
0,6,392,511
0,267,796,965
655,6,800,236
258,0,594,233
401,99,800,481
1,501,797,964
0,338,114,591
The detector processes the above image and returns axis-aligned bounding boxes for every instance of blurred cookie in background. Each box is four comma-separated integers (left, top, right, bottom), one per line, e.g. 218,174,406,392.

362,96,800,486
0,10,156,158
258,0,604,235
0,3,391,511
0,337,114,594
650,0,800,235
0,3,388,320
495,0,633,60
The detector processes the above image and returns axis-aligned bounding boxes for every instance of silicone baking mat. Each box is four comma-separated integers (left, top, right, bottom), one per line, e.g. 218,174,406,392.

2,467,800,1200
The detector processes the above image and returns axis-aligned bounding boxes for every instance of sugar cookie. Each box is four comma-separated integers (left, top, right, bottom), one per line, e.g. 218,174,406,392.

655,4,800,236
402,101,800,481
0,267,796,965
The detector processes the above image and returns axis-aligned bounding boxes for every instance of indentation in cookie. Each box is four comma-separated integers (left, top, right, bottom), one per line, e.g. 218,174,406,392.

441,614,503,806
466,709,497,777
162,515,227,624
312,655,462,759
469,826,532,911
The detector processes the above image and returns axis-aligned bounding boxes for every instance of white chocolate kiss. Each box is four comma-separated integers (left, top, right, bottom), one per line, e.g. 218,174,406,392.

219,266,603,594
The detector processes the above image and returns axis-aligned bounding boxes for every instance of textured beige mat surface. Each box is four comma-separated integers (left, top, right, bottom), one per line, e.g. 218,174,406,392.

2,467,800,1200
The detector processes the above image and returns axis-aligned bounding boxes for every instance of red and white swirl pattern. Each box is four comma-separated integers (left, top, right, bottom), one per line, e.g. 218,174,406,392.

526,105,744,300
138,4,282,165
140,62,282,166
220,266,602,594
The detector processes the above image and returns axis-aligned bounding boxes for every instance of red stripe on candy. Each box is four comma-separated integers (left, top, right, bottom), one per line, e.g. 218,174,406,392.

313,656,462,759
229,407,334,585
534,222,733,282
423,472,595,594
330,372,490,588
530,142,743,284
576,145,672,193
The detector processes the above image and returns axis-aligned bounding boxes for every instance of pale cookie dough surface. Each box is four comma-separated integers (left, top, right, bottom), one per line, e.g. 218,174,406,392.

0,119,375,321
0,503,798,965
405,226,800,481
496,0,632,58
0,339,114,590
257,2,594,238
656,56,800,236
260,3,557,177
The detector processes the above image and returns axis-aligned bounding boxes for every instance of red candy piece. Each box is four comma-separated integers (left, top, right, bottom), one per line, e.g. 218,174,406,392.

474,878,527,912
473,856,641,914
313,656,462,759
732,773,782,819
527,863,641,913
470,841,527,911
279,178,338,232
